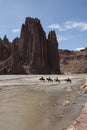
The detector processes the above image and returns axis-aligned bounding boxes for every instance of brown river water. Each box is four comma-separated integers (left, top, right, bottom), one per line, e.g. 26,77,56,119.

0,74,87,130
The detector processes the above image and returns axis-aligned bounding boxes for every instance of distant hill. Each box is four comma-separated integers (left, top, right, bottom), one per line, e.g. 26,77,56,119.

59,48,87,74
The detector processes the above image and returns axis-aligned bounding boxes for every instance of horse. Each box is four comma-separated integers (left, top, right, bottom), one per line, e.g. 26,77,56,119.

65,78,71,83
46,77,53,82
39,77,45,81
54,78,60,82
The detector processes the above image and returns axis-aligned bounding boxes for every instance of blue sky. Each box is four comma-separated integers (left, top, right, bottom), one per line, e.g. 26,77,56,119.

0,0,87,50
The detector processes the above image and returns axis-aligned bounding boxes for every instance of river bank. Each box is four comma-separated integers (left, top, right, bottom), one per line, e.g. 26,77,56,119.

0,74,86,130
66,77,87,130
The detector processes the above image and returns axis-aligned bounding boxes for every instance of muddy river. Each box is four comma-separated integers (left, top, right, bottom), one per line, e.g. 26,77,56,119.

0,74,87,130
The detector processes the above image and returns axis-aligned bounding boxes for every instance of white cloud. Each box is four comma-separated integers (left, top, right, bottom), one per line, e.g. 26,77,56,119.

12,29,20,33
64,21,87,31
75,47,85,51
48,24,61,29
48,21,87,32
57,35,73,42
58,35,68,42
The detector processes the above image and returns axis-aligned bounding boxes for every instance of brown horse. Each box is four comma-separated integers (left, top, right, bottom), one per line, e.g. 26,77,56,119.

39,77,45,81
46,77,53,82
54,78,60,82
65,78,71,83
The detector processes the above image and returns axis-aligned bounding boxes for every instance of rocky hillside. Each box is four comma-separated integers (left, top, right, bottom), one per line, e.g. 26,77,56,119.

59,48,87,74
0,17,60,74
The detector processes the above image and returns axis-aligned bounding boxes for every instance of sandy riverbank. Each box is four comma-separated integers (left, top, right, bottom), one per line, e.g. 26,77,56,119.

66,78,87,130
66,103,87,130
0,74,87,130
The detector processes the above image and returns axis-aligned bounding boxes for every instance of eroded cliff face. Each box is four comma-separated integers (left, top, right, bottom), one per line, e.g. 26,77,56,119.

9,39,24,74
19,17,49,74
0,37,11,61
59,48,87,74
47,31,60,73
0,17,60,74
0,37,11,74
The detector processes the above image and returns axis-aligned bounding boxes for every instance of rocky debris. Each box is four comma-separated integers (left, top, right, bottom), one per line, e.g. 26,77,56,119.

0,58,11,74
59,48,87,74
66,103,87,130
65,86,72,92
0,17,60,74
80,78,87,94
81,85,87,94
62,100,70,106
66,126,75,130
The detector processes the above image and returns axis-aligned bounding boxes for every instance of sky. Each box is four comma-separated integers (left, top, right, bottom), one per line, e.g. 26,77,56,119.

0,0,87,50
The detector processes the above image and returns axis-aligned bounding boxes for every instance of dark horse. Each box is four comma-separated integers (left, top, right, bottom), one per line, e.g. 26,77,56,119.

65,78,71,83
39,77,45,81
46,77,53,82
54,78,60,82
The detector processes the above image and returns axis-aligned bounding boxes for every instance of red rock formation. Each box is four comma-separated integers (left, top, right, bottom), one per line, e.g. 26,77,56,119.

0,17,60,74
0,36,11,74
20,17,49,73
47,31,60,73
0,37,11,61
59,48,87,74
19,17,60,74
9,38,24,74
1,17,87,74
